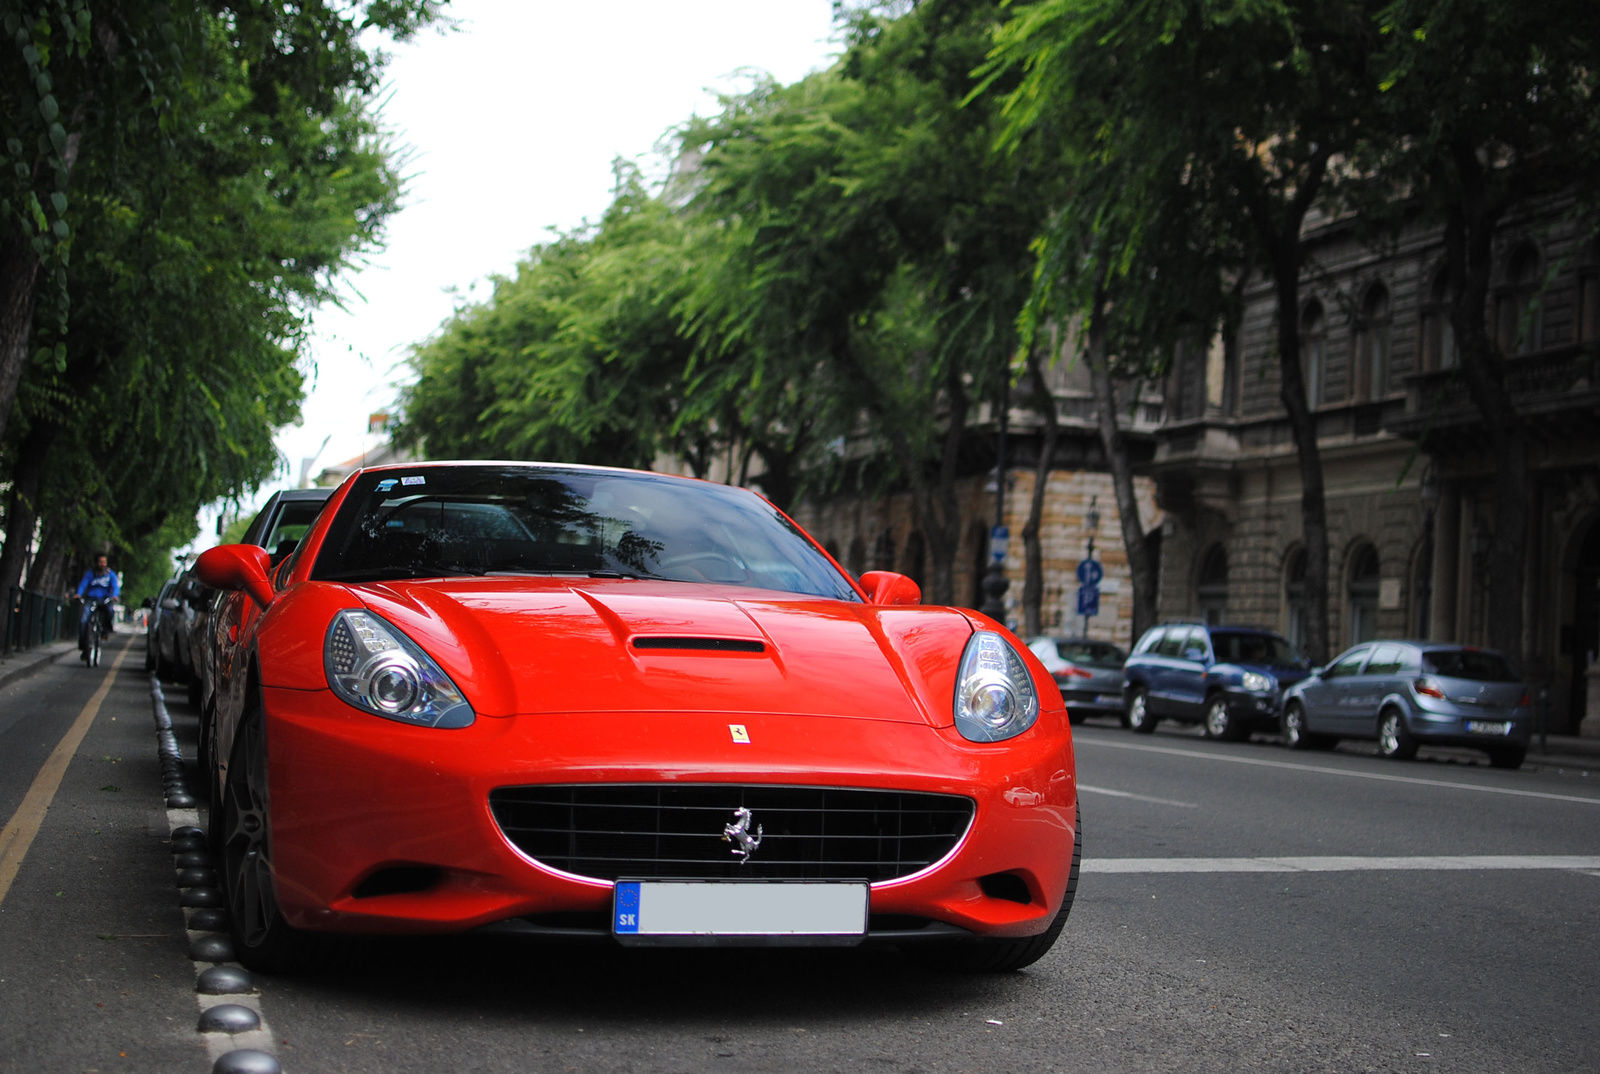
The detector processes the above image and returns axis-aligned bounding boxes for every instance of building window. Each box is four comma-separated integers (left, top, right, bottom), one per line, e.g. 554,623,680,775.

1580,250,1600,344
1420,269,1457,372
1347,542,1381,645
847,536,866,578
1196,544,1229,626
903,531,926,589
1284,546,1308,650
1354,283,1392,398
1495,243,1541,355
1301,301,1327,408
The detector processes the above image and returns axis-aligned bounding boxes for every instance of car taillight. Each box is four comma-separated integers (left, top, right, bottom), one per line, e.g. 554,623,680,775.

1414,677,1446,699
1518,691,1531,708
1056,666,1093,680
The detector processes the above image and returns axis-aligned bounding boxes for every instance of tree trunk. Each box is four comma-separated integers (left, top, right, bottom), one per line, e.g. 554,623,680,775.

1241,150,1333,664
1440,146,1526,671
26,520,69,598
0,237,42,453
0,425,54,599
1085,296,1158,646
1020,349,1058,638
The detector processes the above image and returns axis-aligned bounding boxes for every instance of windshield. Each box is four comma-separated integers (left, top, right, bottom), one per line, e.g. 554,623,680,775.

1423,649,1516,682
1211,631,1308,668
311,466,859,601
1054,641,1127,669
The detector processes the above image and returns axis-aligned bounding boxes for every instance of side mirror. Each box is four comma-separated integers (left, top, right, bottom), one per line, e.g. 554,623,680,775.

197,544,275,609
859,570,921,607
160,597,181,611
1309,666,1325,678
1184,647,1209,662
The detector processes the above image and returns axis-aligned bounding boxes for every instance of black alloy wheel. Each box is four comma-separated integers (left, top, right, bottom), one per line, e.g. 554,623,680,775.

221,706,324,973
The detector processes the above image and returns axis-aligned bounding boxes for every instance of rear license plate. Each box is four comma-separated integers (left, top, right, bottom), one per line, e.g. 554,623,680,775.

1096,693,1123,705
1465,720,1511,735
612,880,869,943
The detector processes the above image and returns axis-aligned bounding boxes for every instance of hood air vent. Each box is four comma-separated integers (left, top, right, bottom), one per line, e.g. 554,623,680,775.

632,636,765,653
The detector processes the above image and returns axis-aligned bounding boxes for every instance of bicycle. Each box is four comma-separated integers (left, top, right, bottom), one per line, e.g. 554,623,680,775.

82,597,112,667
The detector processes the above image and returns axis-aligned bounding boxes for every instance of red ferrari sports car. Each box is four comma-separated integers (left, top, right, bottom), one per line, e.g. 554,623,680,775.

198,462,1080,972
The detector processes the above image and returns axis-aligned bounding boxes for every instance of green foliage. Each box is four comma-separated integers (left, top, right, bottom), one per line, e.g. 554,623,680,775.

0,0,445,584
118,511,201,608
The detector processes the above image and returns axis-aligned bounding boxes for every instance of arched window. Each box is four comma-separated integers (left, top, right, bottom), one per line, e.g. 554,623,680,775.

1284,546,1308,649
1347,543,1381,645
903,531,926,589
1496,244,1541,355
847,536,867,578
1196,544,1229,626
1420,269,1457,372
1354,283,1392,398
1300,301,1327,407
1580,240,1600,345
871,529,896,573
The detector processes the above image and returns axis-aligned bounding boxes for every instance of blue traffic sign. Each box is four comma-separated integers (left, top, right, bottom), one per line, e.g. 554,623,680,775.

1076,558,1104,586
1076,584,1100,617
990,525,1010,563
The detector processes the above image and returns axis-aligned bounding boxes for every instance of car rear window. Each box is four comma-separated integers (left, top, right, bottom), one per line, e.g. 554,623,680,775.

1423,649,1516,682
1054,641,1127,669
311,465,859,601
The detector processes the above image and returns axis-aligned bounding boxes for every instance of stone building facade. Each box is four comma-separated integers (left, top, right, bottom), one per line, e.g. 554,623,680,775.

1149,198,1600,732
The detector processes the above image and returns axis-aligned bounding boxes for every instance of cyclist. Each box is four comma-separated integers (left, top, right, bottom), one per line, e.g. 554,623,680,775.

75,553,120,661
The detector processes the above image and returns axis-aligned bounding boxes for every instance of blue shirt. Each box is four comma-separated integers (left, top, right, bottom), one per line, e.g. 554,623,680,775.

77,568,120,600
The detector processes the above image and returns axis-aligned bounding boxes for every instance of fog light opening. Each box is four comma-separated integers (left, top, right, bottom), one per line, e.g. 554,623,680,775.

978,871,1033,905
352,865,444,899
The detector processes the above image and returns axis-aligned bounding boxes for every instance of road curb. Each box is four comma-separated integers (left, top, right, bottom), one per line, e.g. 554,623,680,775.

149,675,284,1074
0,639,80,691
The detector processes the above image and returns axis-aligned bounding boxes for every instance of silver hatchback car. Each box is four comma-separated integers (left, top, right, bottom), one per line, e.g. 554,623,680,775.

1280,642,1531,768
1027,637,1128,725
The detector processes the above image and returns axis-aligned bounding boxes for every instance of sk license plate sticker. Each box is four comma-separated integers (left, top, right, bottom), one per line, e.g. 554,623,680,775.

613,880,868,941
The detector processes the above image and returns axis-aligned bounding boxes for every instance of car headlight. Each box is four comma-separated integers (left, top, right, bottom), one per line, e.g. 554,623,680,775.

953,631,1040,743
1240,671,1275,693
323,610,475,728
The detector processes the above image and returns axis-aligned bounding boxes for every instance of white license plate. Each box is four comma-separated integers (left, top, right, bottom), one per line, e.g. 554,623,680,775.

612,880,868,942
1096,694,1123,705
1465,720,1511,735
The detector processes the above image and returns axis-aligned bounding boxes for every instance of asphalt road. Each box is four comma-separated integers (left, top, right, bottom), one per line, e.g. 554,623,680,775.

2,644,1598,1074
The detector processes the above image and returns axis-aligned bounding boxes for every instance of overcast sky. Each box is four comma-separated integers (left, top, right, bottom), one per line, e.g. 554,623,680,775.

227,1,838,532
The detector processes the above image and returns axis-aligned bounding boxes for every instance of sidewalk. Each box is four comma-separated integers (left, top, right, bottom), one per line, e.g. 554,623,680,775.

1528,733,1600,765
0,637,100,690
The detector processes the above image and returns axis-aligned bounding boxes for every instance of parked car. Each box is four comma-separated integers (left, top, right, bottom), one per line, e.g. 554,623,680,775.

197,461,1081,973
144,580,177,673
1027,637,1128,725
1281,641,1532,768
193,486,335,759
1123,621,1313,739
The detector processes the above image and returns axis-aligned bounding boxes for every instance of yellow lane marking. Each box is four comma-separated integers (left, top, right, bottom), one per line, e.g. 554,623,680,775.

0,640,133,909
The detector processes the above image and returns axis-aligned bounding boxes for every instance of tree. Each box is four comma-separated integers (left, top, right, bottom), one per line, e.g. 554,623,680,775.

986,0,1382,662
1360,0,1600,672
682,0,1065,604
0,1,442,595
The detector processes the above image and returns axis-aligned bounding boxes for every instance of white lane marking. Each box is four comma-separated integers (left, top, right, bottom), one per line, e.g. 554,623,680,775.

1078,784,1198,808
1075,736,1600,806
1083,855,1600,874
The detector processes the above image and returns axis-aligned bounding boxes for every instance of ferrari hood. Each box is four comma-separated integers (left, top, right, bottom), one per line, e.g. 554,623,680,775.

348,579,974,726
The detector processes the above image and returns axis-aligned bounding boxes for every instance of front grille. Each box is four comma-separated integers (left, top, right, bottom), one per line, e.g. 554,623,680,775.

489,784,975,883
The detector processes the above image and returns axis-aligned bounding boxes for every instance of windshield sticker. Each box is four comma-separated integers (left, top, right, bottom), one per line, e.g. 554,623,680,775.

401,475,426,486
375,478,398,492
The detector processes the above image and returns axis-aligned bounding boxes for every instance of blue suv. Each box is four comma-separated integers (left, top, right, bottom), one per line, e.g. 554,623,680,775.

1123,622,1313,740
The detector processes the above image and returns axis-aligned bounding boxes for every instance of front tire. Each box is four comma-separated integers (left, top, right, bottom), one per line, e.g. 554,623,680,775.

922,802,1081,973
1126,688,1158,734
1377,708,1417,761
1202,695,1246,741
221,706,327,974
1282,701,1312,749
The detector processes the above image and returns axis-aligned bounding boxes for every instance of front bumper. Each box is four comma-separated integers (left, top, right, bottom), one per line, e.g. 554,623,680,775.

1222,688,1283,728
259,686,1079,941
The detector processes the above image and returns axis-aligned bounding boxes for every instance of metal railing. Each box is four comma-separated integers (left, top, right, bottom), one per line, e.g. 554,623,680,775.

3,586,75,656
